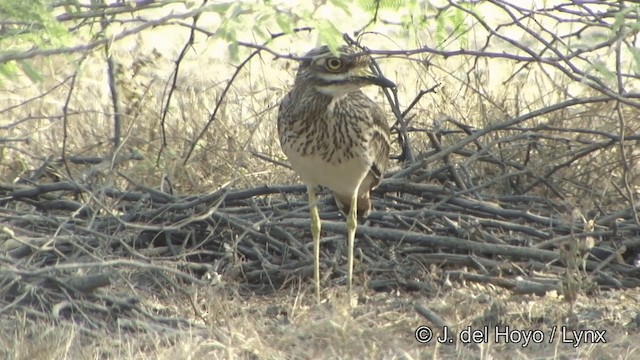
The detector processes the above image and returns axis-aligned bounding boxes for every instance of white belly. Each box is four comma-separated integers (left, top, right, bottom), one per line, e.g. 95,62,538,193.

286,152,370,197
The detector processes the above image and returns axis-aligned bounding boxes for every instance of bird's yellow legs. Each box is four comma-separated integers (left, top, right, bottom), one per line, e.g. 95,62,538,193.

307,185,321,302
308,185,361,303
346,191,358,296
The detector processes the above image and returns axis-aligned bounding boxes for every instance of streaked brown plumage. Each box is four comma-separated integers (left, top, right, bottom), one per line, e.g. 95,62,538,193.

277,45,395,301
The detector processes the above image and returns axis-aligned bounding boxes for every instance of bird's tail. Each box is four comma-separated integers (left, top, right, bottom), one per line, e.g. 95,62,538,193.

333,191,372,218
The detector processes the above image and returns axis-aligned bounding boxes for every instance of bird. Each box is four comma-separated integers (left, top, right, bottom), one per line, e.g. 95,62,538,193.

277,45,395,301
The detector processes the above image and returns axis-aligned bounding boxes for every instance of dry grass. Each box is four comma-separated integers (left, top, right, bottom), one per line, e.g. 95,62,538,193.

3,278,640,359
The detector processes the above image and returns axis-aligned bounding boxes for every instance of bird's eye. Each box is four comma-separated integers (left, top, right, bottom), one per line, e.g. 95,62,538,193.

325,58,343,71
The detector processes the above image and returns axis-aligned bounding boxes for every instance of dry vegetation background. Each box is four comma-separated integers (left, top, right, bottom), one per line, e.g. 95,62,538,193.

2,0,640,359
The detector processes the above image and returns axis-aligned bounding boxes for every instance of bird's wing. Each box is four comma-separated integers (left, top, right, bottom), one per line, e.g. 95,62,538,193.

368,104,391,190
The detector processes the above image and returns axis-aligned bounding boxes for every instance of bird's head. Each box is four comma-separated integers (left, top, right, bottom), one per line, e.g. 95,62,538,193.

295,45,396,98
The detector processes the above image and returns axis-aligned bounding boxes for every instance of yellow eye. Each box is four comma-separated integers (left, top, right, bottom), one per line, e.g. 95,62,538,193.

325,58,343,71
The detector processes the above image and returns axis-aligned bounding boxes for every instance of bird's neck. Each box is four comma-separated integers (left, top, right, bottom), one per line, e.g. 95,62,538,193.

313,84,351,100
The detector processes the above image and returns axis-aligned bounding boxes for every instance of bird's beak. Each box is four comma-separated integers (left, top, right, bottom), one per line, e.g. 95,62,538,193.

356,69,396,88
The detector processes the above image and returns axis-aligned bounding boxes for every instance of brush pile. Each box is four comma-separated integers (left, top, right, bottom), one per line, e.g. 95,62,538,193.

2,128,640,331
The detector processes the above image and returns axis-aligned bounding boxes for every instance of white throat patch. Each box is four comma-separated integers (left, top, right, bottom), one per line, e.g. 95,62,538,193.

314,71,361,98
315,84,353,98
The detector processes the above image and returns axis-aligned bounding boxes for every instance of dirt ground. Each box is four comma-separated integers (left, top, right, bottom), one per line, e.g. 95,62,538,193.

2,276,640,359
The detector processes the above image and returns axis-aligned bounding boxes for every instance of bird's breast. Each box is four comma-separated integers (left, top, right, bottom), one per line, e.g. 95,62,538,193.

280,100,374,165
285,151,371,195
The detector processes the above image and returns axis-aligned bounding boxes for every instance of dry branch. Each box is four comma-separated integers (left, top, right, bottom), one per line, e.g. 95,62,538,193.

3,142,640,334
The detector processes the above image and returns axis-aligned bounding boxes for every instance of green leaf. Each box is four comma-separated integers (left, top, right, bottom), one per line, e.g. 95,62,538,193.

355,0,403,11
208,2,234,13
0,61,19,80
317,20,343,54
276,13,294,35
19,60,43,82
0,0,69,50
216,26,229,41
591,62,615,81
453,8,464,30
329,0,352,15
435,11,446,48
228,2,248,18
228,41,239,63
252,26,267,39
612,6,635,33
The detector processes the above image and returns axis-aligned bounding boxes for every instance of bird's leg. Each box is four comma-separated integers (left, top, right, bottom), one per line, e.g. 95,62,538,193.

307,185,321,303
346,191,358,297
